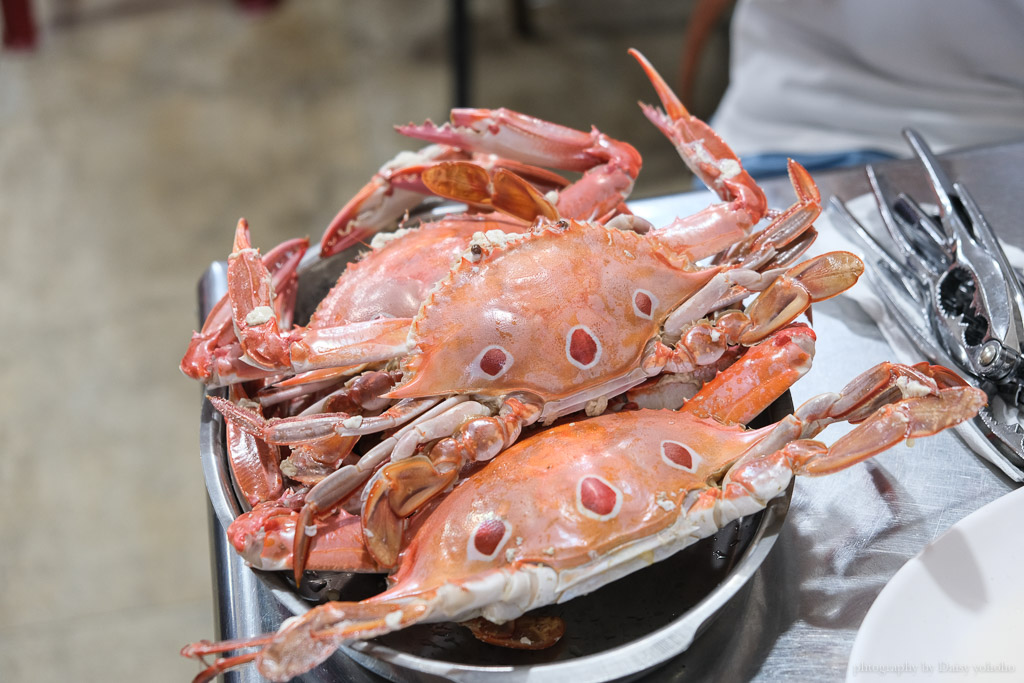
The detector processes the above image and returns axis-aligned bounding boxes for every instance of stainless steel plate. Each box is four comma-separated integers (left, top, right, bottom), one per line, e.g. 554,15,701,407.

197,240,794,682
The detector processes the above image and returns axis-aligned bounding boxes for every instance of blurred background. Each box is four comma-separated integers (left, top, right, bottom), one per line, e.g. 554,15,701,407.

0,1,730,680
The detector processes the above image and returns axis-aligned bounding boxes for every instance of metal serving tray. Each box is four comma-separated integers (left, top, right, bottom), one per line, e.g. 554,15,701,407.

196,207,794,682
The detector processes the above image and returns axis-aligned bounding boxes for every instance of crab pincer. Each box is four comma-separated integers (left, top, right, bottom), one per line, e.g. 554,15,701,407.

629,48,821,264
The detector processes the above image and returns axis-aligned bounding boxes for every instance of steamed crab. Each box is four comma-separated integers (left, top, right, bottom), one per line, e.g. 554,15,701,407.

183,360,985,682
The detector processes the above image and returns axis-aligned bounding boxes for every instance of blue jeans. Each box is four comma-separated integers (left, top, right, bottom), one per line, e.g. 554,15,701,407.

741,150,896,179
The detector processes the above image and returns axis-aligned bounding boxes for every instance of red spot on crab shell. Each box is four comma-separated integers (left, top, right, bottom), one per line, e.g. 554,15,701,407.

662,441,694,469
473,519,507,556
579,476,617,516
479,347,508,376
568,327,599,367
634,291,652,317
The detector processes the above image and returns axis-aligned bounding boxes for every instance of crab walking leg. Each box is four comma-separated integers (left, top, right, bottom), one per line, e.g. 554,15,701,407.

400,107,642,221
182,646,266,683
224,384,284,507
182,363,983,683
285,396,471,582
208,395,441,446
727,363,987,484
255,364,385,409
715,160,821,267
359,395,543,566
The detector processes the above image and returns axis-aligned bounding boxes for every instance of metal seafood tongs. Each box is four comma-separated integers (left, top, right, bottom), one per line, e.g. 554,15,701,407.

830,129,1024,481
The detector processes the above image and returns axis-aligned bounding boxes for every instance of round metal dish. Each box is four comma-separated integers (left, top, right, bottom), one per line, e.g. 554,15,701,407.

197,239,794,682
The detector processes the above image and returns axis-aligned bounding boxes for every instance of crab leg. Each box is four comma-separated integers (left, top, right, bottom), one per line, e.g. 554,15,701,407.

634,252,861,387
663,251,863,339
359,395,543,566
419,162,560,223
224,384,284,506
630,49,766,239
729,363,986,484
226,220,414,375
183,646,265,683
320,145,570,258
319,144,467,258
653,158,820,264
209,395,440,445
282,396,465,582
226,219,306,372
227,220,413,375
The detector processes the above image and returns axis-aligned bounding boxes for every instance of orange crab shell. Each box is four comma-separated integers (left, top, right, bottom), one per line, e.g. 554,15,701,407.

309,214,530,327
382,408,770,600
388,220,722,402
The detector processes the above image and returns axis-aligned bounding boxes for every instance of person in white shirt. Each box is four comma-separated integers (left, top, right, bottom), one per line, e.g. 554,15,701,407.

710,0,1024,177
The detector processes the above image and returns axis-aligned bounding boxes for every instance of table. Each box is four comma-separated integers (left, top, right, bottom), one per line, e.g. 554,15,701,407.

196,138,1024,682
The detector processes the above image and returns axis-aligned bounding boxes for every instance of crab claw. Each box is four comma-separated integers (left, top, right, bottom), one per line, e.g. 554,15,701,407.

684,323,817,425
401,108,642,221
630,48,765,219
739,250,864,344
729,362,987,480
181,232,308,385
227,219,298,372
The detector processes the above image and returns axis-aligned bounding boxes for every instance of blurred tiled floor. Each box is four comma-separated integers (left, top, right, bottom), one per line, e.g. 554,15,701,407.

0,1,727,680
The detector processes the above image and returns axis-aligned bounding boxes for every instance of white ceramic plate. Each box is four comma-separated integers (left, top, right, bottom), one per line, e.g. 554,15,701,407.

847,487,1024,682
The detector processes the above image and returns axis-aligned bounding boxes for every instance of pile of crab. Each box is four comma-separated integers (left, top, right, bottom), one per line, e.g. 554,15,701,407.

179,50,984,683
